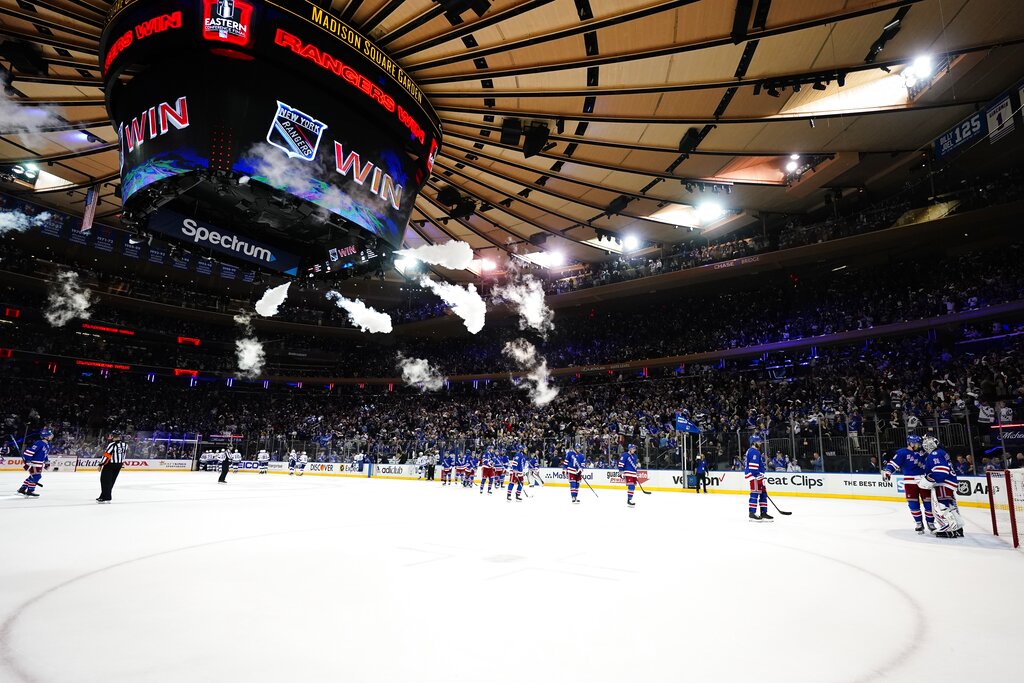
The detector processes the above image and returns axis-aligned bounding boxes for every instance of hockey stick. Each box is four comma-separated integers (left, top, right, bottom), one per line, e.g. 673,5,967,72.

636,480,652,495
766,493,793,515
580,474,599,498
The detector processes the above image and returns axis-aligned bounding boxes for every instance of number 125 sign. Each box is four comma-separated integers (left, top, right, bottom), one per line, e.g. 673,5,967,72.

934,111,988,159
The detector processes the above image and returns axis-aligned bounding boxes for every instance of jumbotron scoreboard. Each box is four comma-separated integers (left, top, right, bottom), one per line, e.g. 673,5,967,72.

100,0,442,276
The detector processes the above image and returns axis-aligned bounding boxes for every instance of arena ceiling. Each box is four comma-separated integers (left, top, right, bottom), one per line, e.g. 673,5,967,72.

2,0,1024,281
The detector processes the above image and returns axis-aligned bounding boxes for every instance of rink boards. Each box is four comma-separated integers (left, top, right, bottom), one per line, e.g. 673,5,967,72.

0,457,997,509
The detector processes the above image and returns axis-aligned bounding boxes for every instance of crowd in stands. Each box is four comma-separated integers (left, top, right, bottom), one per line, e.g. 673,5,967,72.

3,329,1022,473
4,240,1024,380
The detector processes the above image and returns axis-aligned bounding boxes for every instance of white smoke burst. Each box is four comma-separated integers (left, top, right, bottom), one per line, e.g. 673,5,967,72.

0,210,53,235
0,78,61,142
44,271,92,327
255,282,290,317
326,291,393,334
419,277,486,334
397,354,446,392
244,143,318,196
235,338,266,378
395,241,474,271
233,311,253,332
503,338,559,407
492,274,554,339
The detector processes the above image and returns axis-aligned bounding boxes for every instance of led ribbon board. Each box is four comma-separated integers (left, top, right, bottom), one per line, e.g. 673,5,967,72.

100,0,442,252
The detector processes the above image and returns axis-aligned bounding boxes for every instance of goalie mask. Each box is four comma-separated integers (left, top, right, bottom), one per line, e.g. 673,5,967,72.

922,436,940,453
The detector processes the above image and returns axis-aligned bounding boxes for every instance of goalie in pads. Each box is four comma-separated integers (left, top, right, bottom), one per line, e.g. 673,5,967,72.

917,436,964,538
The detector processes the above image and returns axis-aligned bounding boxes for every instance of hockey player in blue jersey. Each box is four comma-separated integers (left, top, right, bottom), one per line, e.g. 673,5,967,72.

882,435,934,533
440,453,454,486
563,447,587,503
493,450,508,489
507,447,527,501
454,451,466,487
463,451,476,488
918,436,964,538
745,434,773,521
17,428,53,497
479,449,495,494
618,444,639,507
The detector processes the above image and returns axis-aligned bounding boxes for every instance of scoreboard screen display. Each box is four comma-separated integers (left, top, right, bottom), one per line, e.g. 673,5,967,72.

100,0,442,251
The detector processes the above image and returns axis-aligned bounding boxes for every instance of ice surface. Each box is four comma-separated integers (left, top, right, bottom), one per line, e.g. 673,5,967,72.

0,472,1020,683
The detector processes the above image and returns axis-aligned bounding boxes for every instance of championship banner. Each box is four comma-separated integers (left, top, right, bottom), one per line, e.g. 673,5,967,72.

986,94,1015,143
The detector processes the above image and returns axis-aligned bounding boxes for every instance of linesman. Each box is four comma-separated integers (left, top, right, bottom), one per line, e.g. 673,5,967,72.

97,431,129,503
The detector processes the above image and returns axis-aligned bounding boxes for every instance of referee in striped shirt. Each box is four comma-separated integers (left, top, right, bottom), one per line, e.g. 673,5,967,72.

97,431,128,503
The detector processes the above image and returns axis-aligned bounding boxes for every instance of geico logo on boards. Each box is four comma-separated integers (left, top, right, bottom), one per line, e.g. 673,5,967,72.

237,461,260,469
181,219,275,263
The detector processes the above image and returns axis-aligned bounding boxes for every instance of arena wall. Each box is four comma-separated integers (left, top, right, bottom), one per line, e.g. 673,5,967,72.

0,458,996,509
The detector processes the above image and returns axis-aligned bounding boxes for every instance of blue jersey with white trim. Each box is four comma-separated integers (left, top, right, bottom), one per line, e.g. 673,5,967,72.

924,449,957,488
440,455,453,469
510,452,527,473
618,451,638,474
22,439,50,465
528,456,539,469
883,448,927,480
494,453,508,469
563,450,586,473
743,447,764,480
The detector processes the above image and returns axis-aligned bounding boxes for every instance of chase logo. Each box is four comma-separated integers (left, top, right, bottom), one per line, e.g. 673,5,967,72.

267,102,328,161
957,481,972,496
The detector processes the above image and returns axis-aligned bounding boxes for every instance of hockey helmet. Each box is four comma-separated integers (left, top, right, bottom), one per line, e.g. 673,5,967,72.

39,428,54,440
922,435,940,453
748,434,764,446
628,443,637,451
906,435,923,446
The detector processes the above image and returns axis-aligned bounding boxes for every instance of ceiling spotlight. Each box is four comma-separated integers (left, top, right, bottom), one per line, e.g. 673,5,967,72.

480,258,495,271
912,55,933,79
767,86,781,98
549,251,565,266
812,81,827,91
622,235,640,251
696,202,725,224
790,154,801,160
786,160,799,172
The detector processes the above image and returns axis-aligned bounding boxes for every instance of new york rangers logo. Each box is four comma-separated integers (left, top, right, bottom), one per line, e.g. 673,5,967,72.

266,102,328,161
203,0,253,47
